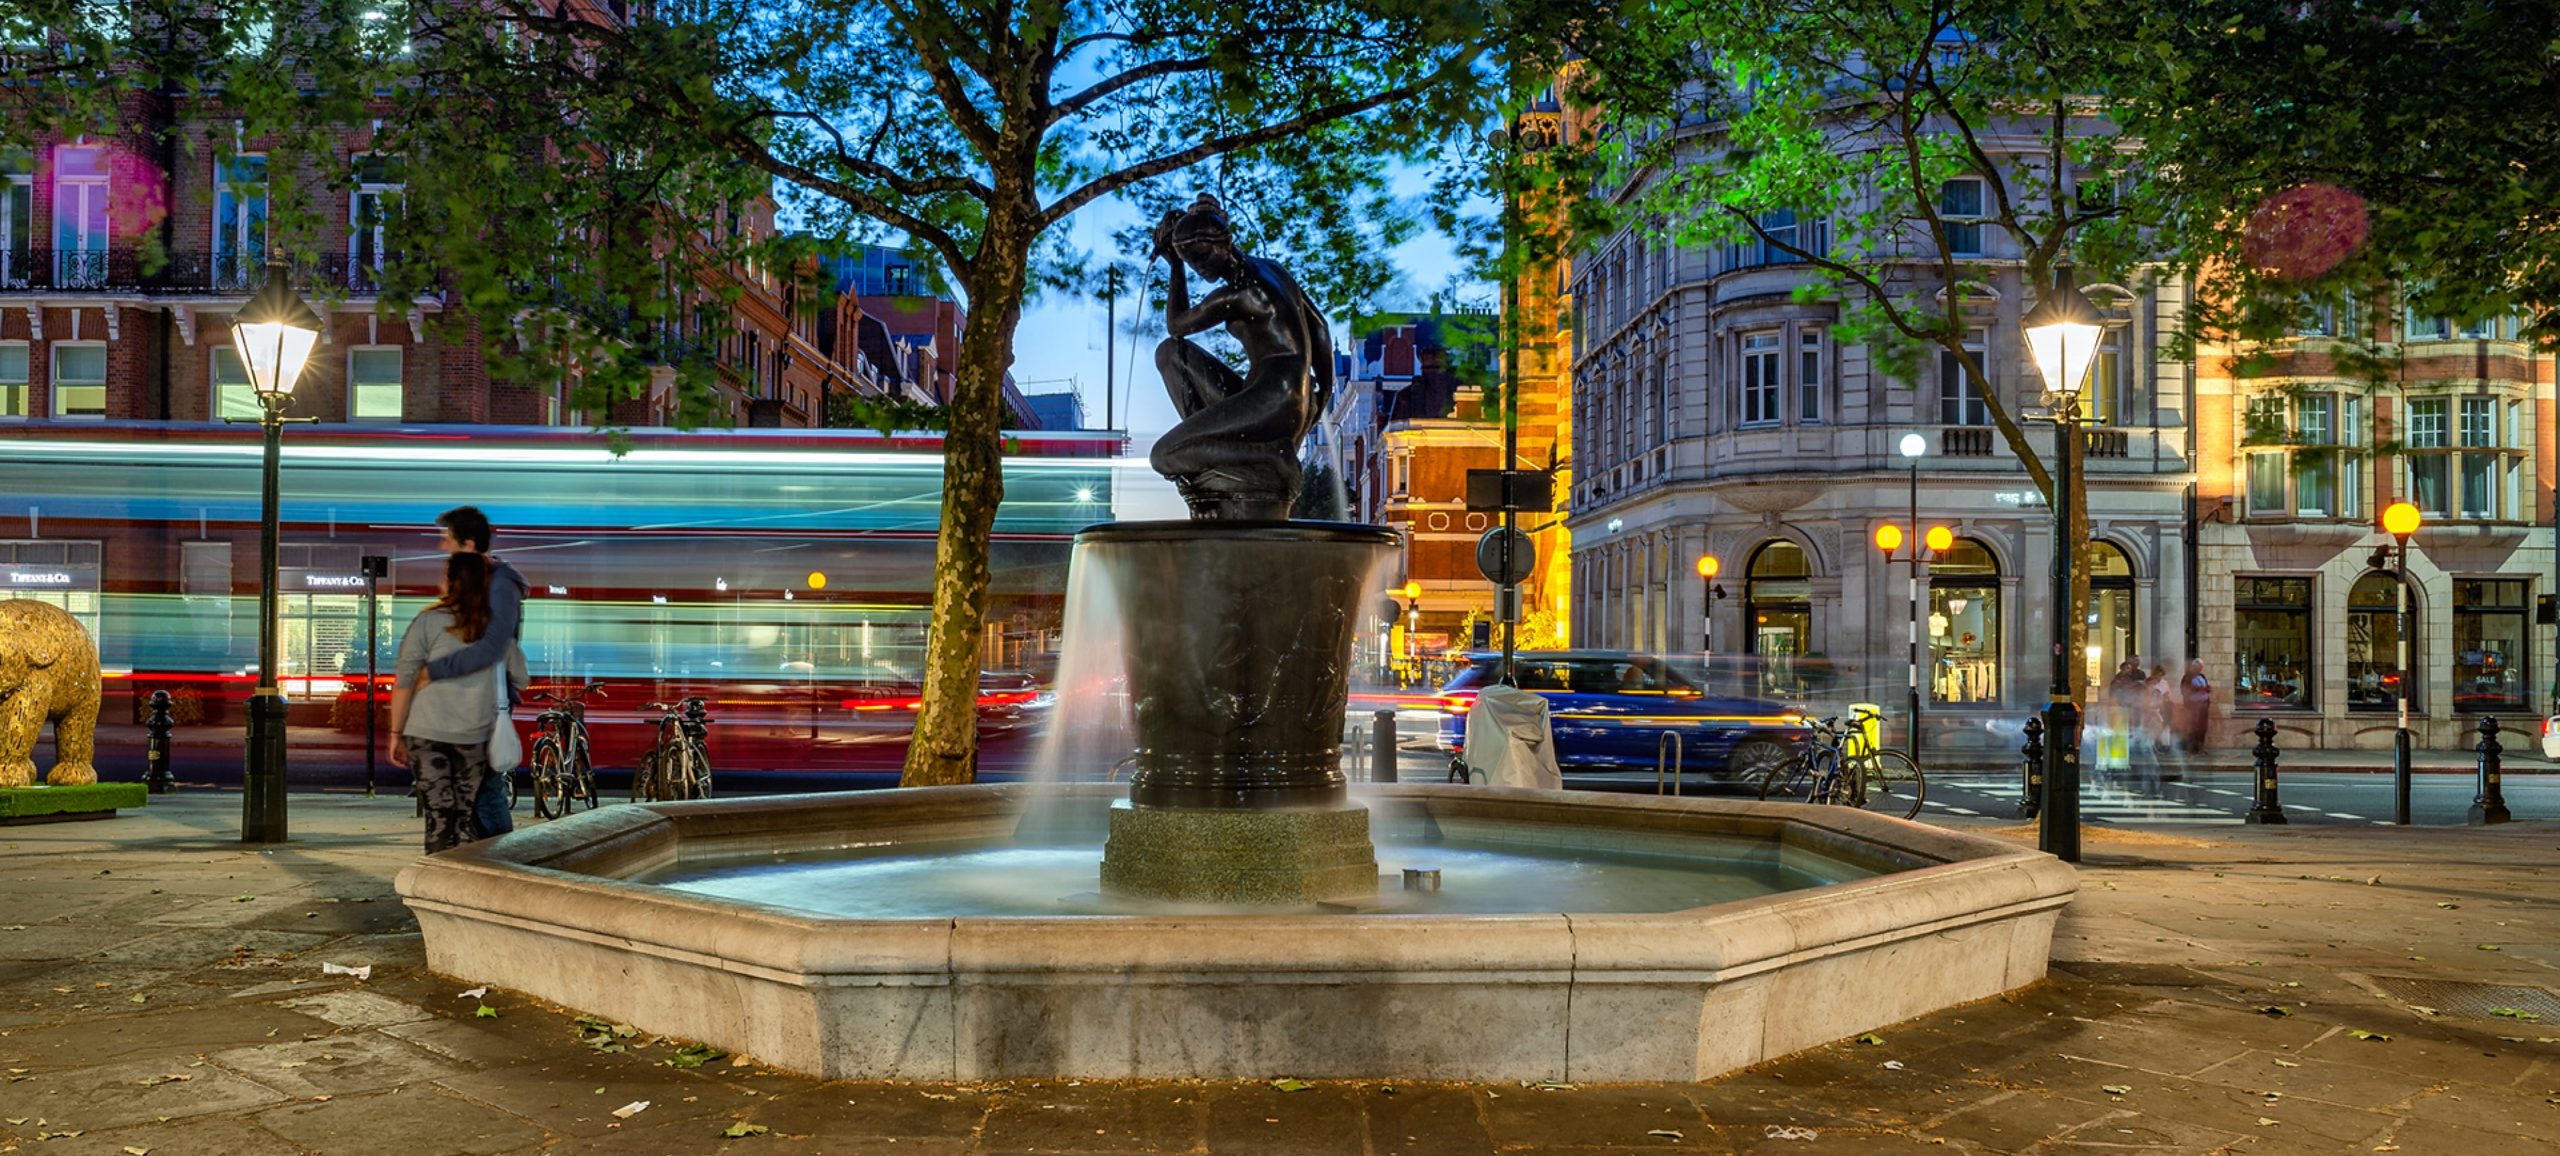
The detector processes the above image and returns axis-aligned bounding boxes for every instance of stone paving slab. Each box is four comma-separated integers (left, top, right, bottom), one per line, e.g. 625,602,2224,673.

0,792,2552,1155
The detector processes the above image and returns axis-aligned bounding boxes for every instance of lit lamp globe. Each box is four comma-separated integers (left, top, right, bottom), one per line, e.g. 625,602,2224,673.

1695,555,1719,579
2021,265,2105,404
228,265,324,404
1873,524,1904,554
2381,501,2422,544
1898,432,1926,459
1923,525,1955,554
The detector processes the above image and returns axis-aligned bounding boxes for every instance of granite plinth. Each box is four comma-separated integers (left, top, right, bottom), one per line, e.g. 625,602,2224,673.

1098,801,1377,905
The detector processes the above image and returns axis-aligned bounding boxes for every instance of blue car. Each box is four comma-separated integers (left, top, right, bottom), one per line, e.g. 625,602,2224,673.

1437,651,1810,781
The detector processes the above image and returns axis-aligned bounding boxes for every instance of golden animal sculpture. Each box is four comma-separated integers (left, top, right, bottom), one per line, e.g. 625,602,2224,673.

0,600,102,787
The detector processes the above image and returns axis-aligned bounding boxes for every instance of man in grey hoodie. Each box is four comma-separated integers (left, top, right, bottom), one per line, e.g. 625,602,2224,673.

421,506,527,837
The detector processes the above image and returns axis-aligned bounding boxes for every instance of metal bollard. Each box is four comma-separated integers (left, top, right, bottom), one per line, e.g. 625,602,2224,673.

2244,717,2286,824
2470,715,2513,825
2018,716,2044,820
144,691,175,794
1371,708,1398,784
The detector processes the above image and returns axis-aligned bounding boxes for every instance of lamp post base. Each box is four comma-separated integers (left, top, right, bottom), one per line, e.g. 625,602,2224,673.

243,692,289,843
2038,700,2080,862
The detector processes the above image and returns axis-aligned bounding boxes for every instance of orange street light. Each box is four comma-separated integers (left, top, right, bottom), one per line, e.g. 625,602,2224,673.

1873,524,1905,554
807,571,828,590
1924,525,1955,554
1696,555,1720,579
1398,581,1423,601
2381,501,2421,544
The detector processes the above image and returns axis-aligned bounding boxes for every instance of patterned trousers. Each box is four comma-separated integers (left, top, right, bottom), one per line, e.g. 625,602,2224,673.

409,737,491,854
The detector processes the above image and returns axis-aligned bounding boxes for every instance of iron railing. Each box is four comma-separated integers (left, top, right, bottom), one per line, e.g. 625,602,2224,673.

0,248,400,295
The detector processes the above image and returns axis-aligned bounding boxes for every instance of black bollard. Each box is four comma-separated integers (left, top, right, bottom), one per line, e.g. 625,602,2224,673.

2244,717,2286,824
2470,715,2512,825
2018,715,2044,820
1371,708,1398,784
144,691,175,794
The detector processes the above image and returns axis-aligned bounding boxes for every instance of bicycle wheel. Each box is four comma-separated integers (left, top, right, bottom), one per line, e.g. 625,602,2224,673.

530,740,566,819
630,748,657,803
1756,755,1820,802
570,742,597,811
689,741,713,799
1855,749,1926,820
660,741,703,801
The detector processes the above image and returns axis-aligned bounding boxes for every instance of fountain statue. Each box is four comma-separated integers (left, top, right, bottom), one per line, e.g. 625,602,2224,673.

1086,195,1394,905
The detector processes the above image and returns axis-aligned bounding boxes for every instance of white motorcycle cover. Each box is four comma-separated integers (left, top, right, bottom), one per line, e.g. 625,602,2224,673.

1462,685,1562,789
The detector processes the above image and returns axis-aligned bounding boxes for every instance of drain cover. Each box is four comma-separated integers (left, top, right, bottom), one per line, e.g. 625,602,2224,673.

2367,975,2560,1023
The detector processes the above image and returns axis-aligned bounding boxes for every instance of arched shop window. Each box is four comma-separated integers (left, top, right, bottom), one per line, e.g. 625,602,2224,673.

2346,572,2412,713
2086,542,2137,690
2453,579,2529,712
1745,541,1813,697
1929,540,2000,704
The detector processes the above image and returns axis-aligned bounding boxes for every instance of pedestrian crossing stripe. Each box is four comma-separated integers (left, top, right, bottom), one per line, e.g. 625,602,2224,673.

1928,777,2244,825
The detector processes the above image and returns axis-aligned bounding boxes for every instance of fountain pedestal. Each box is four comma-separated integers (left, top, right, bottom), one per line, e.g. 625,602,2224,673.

1081,521,1396,905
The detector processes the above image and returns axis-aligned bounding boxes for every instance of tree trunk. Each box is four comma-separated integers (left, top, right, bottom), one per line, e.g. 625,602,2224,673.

901,226,1032,787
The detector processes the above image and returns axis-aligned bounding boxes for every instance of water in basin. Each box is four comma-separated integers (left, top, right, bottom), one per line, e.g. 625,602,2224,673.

642,832,1873,919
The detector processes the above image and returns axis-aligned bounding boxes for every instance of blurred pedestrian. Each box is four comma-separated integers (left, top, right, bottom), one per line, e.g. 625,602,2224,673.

2179,659,2213,752
389,553,501,854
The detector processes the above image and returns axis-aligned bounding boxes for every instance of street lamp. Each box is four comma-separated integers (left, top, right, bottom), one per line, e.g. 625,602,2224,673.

2381,500,2422,824
2021,262,2108,863
1899,432,1929,769
226,262,322,844
1696,554,1724,694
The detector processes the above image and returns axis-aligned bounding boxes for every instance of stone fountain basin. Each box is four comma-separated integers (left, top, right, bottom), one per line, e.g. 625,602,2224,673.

394,784,2074,1082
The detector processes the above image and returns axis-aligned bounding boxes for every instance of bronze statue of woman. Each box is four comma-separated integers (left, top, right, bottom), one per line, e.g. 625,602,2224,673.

1148,195,1334,520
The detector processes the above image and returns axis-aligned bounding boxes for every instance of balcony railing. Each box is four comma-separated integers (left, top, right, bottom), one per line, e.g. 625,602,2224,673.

0,248,397,295
1941,427,1995,456
2083,428,2130,459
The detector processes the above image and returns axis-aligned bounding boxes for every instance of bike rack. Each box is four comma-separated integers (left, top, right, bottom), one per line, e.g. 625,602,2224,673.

1656,731,1684,797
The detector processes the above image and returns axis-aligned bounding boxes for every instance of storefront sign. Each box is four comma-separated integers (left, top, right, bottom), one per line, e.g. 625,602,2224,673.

1,564,98,589
1991,491,2047,507
302,574,369,590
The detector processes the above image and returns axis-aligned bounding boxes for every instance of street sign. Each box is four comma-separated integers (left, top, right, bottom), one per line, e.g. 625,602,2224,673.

1465,469,1555,513
1476,527,1536,585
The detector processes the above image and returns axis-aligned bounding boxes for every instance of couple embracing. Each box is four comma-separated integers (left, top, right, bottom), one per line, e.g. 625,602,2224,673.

385,507,529,853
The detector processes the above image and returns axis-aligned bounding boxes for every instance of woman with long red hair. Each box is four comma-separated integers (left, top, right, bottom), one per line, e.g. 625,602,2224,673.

388,552,500,853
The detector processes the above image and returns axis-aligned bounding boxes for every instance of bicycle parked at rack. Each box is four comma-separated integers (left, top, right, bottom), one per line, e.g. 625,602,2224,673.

632,697,713,802
526,683,604,819
1756,706,1926,819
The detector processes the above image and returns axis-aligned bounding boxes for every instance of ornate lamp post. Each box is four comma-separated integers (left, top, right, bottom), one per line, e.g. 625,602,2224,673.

226,263,322,844
1899,433,1929,764
2021,263,2108,863
2381,500,2421,823
1695,554,1723,694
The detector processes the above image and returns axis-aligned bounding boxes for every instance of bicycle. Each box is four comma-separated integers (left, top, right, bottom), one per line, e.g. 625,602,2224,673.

526,683,604,819
632,698,712,802
1756,708,1926,820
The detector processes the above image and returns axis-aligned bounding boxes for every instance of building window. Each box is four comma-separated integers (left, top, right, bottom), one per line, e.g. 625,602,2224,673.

349,347,403,421
51,343,106,418
2453,579,2529,712
1797,329,1822,423
2234,576,2311,710
350,154,401,290
52,145,109,288
2245,391,2363,520
2459,396,2494,447
1929,540,1999,704
2405,312,2449,340
1,149,29,287
2085,329,2123,424
2087,542,2137,693
1745,540,1813,698
0,342,26,417
1937,332,1989,426
1741,331,1780,425
212,154,267,291
1937,177,1985,257
2292,395,2334,516
2404,394,2517,520
212,347,259,420
2345,572,2411,713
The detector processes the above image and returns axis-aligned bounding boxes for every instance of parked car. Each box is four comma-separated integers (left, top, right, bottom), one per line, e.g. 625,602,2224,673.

1435,651,1811,780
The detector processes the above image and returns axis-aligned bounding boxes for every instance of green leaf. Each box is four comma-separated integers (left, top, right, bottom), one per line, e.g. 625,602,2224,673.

667,1043,728,1069
2102,1084,2132,1095
1854,1033,1886,1046
2349,1029,2392,1042
2488,1008,2541,1021
719,1122,769,1138
474,1004,499,1019
1269,1077,1311,1092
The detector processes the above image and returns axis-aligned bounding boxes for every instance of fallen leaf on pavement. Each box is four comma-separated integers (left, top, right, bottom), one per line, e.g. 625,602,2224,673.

612,1101,649,1120
456,987,488,1000
2349,1030,2392,1042
1647,1128,1684,1139
1269,1078,1310,1092
2272,1059,2300,1067
474,1005,499,1019
1854,1033,1886,1045
2102,1084,2132,1095
319,963,370,980
2256,1117,2279,1127
719,1122,769,1138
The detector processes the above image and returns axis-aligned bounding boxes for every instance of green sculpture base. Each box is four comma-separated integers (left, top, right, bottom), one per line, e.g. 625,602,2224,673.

1099,799,1378,906
0,782,149,824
